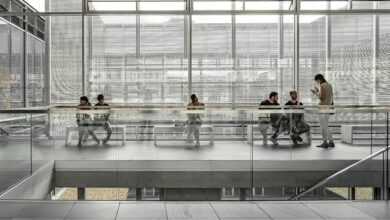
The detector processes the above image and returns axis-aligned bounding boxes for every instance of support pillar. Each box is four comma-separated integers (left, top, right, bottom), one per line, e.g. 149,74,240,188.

77,187,85,200
136,188,142,201
239,188,247,201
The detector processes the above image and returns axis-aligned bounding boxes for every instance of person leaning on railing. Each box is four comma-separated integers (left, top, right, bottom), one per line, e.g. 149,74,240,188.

311,74,335,149
76,96,100,147
186,94,205,147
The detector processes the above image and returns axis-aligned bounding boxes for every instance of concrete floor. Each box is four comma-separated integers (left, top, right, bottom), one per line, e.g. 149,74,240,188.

0,200,389,219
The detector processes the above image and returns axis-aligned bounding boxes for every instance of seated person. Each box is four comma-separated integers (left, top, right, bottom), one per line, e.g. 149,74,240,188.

94,94,112,144
186,94,205,147
259,92,285,146
76,96,100,147
285,91,310,145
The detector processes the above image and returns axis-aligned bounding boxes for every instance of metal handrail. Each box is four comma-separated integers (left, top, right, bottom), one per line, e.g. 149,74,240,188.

0,104,389,113
290,145,390,201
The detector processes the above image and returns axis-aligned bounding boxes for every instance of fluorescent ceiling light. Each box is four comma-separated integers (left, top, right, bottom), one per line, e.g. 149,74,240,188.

139,2,185,11
25,0,45,12
89,2,136,11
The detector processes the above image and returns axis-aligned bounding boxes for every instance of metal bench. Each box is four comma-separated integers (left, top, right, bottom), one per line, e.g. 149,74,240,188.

247,124,311,145
341,124,387,145
65,125,126,146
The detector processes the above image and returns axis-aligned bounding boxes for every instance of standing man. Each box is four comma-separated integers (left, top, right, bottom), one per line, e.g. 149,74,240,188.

95,94,112,144
187,94,205,147
311,74,335,148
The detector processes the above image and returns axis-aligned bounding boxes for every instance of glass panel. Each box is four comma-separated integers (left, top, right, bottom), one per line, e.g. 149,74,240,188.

88,15,136,104
41,0,82,12
0,19,11,109
0,113,32,196
330,15,374,105
301,1,349,10
377,15,390,104
192,15,232,104
10,27,25,108
139,1,186,11
193,1,243,11
139,15,187,104
236,15,294,104
51,16,83,104
88,1,136,11
298,15,327,104
245,1,292,10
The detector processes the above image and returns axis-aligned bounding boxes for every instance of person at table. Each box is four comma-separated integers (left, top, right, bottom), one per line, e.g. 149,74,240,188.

259,92,284,146
186,94,205,147
94,94,112,144
285,90,310,145
77,96,100,147
311,73,335,149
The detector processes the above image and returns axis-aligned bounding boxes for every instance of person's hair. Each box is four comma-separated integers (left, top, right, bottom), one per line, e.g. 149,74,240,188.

97,94,104,101
190,94,197,101
289,90,297,96
269,91,278,99
314,74,326,83
80,96,89,103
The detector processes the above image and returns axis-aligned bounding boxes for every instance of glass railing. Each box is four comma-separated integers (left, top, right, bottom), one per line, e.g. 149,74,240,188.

0,105,389,201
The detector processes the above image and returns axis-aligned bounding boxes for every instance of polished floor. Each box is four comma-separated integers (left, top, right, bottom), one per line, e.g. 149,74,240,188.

0,200,389,219
0,136,384,161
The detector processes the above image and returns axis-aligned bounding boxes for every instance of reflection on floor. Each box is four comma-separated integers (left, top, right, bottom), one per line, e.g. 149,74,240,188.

0,136,383,161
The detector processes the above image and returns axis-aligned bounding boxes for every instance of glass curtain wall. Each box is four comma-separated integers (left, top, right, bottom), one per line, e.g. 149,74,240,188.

3,0,390,106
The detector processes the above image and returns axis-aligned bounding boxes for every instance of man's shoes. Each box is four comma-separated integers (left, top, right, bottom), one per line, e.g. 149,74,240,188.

295,136,303,142
270,136,278,146
328,141,335,148
102,139,109,145
316,142,329,148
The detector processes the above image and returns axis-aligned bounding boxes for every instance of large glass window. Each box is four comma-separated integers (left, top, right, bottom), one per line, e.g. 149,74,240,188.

236,15,293,104
329,15,374,105
51,16,83,104
0,19,11,109
88,15,137,103
299,15,327,104
26,35,46,107
377,15,390,104
10,27,24,108
192,15,233,104
140,15,186,104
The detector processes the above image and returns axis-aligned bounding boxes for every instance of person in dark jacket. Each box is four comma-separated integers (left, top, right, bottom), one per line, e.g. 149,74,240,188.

94,94,112,144
285,90,310,145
